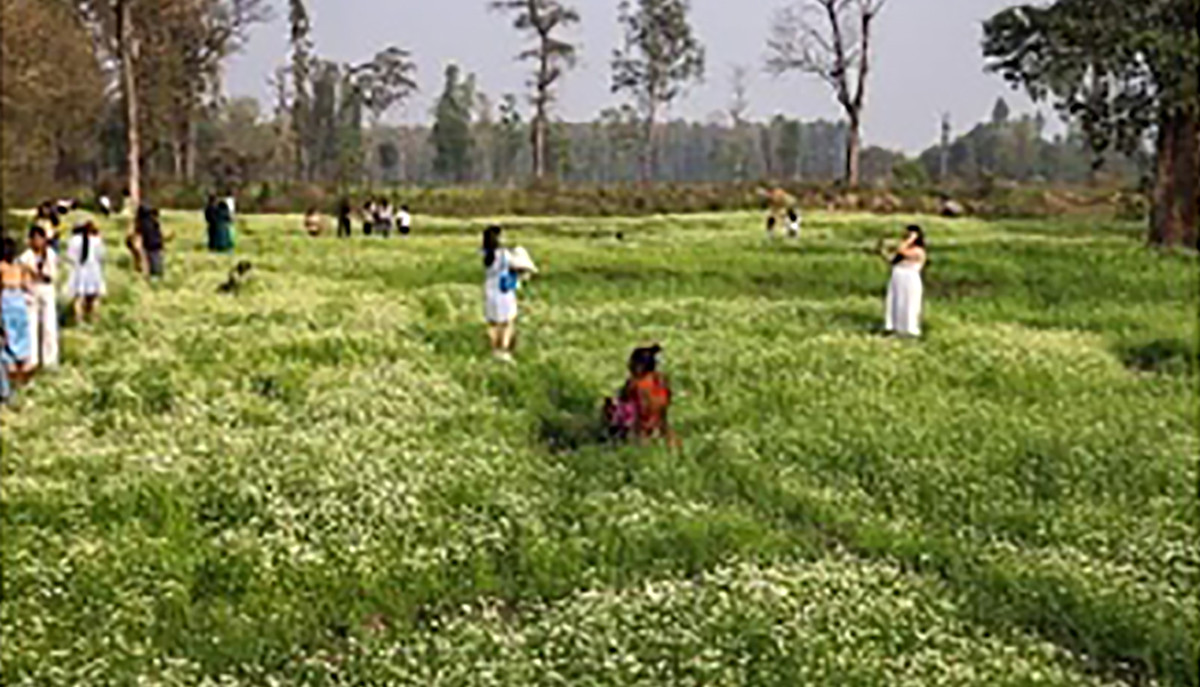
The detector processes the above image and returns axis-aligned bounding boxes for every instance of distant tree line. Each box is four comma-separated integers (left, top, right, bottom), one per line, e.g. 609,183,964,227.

3,0,1191,248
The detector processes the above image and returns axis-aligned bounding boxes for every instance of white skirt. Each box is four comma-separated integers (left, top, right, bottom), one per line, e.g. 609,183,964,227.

885,265,923,336
68,266,106,298
484,288,518,324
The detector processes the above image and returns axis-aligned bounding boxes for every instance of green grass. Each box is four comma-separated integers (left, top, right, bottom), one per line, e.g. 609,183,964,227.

2,211,1196,686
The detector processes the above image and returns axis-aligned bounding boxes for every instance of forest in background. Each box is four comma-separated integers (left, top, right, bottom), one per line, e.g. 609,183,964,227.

1,0,1192,241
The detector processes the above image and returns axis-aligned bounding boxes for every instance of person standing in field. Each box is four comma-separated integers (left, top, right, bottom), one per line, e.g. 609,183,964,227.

482,225,532,362
206,195,234,252
136,205,166,278
880,225,927,338
397,204,412,237
65,221,106,324
362,200,376,236
1,237,35,383
17,226,59,369
377,198,394,238
336,198,352,238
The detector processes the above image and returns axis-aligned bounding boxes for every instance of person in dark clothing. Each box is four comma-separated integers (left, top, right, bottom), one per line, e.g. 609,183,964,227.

362,201,375,236
337,198,353,238
136,205,166,278
206,195,234,252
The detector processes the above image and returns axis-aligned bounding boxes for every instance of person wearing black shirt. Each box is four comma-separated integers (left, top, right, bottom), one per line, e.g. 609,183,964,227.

337,198,352,238
137,205,166,278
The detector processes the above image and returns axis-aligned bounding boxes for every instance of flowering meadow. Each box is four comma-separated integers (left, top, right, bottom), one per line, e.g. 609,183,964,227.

2,211,1196,685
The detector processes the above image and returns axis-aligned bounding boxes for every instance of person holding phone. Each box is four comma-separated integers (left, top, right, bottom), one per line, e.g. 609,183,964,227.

880,225,928,338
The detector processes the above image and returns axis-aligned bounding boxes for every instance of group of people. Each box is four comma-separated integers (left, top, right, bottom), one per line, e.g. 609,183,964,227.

4,187,926,446
2,204,113,402
478,203,927,446
328,198,412,239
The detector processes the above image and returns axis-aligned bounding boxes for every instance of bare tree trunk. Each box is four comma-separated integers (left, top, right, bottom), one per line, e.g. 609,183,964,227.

118,0,141,208
640,102,657,184
532,112,546,181
1150,109,1199,248
845,117,861,188
185,115,197,183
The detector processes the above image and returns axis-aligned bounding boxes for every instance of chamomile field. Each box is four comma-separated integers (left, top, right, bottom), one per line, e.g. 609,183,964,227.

1,211,1197,685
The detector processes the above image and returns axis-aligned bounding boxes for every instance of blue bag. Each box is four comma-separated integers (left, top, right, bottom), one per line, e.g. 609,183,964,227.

499,271,519,294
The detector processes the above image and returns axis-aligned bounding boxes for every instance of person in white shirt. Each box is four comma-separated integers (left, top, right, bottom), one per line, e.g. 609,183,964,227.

65,221,106,324
397,205,412,237
16,225,58,368
786,208,801,238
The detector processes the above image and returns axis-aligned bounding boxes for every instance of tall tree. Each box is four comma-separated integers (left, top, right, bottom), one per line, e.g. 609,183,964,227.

774,116,803,180
350,47,418,124
72,0,146,205
162,0,270,183
495,94,526,185
288,0,313,181
1,0,104,203
984,0,1199,246
767,0,889,187
991,97,1011,126
612,0,706,182
430,64,475,183
490,0,580,181
727,64,752,180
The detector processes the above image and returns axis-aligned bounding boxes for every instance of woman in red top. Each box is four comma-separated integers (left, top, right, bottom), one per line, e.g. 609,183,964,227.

620,345,678,446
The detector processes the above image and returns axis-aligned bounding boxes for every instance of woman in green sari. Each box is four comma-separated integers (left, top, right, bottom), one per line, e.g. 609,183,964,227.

206,195,234,252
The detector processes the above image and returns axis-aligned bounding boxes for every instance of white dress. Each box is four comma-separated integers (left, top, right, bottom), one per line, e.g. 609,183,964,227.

885,261,924,337
66,233,106,298
16,249,59,367
484,249,518,324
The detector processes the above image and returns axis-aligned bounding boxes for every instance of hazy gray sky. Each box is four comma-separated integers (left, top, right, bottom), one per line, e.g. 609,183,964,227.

226,0,1042,153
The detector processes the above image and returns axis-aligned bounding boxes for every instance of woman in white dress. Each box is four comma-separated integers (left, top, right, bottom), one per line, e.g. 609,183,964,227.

881,225,927,337
16,225,59,368
482,225,522,361
65,221,106,324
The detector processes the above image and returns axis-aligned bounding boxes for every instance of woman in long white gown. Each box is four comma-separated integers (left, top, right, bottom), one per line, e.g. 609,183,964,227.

16,225,58,368
881,225,927,337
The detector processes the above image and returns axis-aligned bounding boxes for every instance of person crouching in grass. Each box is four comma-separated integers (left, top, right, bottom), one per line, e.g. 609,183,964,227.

605,345,679,447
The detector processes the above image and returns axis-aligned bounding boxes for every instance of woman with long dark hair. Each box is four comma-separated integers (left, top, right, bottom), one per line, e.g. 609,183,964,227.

482,225,520,361
66,220,106,324
880,224,927,337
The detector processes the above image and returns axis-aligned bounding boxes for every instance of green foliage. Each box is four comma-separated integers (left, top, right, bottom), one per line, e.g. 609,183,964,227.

431,64,476,183
2,211,1197,684
983,0,1199,159
612,0,705,178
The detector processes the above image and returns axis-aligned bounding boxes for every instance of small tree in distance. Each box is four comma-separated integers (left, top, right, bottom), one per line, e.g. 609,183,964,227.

612,0,706,183
490,0,581,182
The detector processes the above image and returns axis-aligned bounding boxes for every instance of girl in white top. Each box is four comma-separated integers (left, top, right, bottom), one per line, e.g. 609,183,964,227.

880,225,927,338
482,225,520,361
16,225,59,368
65,221,106,324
